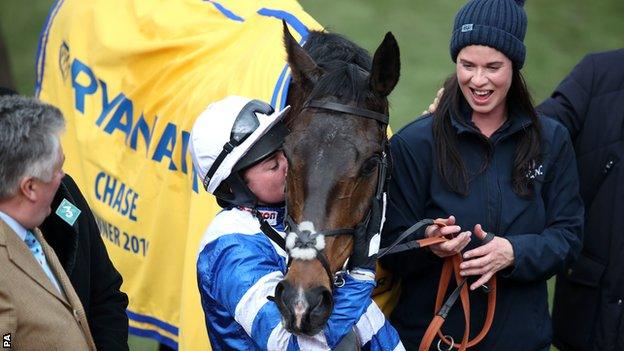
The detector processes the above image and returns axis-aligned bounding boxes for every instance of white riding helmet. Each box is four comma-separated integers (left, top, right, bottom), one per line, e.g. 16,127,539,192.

189,96,289,197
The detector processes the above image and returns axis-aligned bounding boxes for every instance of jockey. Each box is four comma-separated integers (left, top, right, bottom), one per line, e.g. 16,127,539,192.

189,96,404,351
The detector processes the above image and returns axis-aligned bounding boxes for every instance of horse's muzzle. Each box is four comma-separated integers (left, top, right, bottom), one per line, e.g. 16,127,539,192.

274,280,333,336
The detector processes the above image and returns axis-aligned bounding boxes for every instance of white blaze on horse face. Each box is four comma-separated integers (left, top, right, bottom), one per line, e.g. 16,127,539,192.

293,287,309,330
286,221,325,261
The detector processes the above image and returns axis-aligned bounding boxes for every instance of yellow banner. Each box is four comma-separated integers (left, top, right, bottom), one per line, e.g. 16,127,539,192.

37,0,321,348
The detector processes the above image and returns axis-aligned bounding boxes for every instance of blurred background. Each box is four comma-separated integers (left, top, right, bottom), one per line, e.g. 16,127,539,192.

1,0,623,130
1,0,622,350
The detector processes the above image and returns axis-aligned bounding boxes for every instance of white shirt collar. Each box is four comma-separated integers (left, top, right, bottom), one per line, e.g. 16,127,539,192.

0,210,29,241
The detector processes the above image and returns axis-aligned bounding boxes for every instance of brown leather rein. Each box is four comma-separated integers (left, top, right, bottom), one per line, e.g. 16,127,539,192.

379,219,497,351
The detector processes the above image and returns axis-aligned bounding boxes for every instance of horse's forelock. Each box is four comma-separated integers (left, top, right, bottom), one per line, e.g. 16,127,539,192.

308,64,373,105
304,31,371,69
302,31,387,110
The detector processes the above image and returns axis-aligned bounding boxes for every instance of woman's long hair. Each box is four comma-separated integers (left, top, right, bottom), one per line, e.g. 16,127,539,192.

432,69,541,198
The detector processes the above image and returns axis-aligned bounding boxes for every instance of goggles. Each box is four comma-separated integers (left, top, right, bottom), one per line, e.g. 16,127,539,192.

203,99,274,190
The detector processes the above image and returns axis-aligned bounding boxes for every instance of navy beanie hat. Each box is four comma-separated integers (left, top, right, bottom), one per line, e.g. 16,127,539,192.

450,0,528,68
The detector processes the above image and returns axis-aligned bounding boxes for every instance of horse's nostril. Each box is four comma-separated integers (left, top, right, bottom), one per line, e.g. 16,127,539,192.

274,281,285,300
274,281,288,312
308,287,333,325
274,280,296,331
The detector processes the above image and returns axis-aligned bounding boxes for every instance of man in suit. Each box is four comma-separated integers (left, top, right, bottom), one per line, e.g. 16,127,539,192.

0,95,96,350
40,174,130,351
0,87,128,350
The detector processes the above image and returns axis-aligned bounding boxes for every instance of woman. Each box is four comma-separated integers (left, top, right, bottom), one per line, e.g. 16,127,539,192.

380,0,584,350
189,96,402,350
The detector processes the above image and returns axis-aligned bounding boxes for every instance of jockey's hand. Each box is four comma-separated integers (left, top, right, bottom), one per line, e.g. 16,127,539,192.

349,194,385,273
425,215,471,258
460,224,515,290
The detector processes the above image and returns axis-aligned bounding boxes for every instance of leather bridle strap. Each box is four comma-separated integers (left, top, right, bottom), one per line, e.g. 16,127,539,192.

378,219,439,257
304,100,389,125
253,210,286,251
284,99,388,288
284,214,355,288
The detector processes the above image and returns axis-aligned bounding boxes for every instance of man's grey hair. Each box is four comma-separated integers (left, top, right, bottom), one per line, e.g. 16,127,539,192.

0,96,65,199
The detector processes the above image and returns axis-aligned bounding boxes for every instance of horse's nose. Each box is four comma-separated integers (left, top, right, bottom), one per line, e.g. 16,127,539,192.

274,280,333,336
307,286,333,331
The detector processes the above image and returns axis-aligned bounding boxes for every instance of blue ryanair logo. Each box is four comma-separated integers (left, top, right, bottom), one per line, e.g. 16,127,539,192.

461,23,474,32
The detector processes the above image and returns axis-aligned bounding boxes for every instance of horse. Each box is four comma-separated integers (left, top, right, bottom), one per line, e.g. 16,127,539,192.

273,23,400,336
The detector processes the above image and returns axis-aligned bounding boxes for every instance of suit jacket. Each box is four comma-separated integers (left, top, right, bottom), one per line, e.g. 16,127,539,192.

0,219,96,351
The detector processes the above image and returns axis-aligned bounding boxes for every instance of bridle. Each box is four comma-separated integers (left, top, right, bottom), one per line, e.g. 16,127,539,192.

283,98,390,288
275,99,497,351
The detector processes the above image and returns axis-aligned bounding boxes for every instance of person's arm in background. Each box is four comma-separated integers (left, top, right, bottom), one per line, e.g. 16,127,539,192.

537,54,596,141
63,175,129,351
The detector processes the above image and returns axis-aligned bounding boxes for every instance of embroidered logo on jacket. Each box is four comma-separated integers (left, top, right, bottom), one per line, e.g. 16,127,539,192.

526,161,544,180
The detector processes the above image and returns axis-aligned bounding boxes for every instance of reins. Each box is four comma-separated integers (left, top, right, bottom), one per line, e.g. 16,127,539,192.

380,220,497,351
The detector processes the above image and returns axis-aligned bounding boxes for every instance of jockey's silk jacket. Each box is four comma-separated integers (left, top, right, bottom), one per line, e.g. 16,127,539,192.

197,205,404,350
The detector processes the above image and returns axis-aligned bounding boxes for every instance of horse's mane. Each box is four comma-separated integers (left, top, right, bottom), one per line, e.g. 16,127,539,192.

303,31,374,105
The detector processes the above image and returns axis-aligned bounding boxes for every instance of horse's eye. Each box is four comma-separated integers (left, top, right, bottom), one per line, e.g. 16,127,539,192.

359,156,379,177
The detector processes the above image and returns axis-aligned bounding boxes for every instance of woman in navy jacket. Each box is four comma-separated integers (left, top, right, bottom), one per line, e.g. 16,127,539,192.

380,0,584,350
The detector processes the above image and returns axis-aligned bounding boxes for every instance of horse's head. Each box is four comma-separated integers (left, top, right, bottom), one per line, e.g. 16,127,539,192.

275,24,400,335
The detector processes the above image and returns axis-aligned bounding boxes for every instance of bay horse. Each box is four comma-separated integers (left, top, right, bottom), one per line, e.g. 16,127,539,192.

274,24,400,336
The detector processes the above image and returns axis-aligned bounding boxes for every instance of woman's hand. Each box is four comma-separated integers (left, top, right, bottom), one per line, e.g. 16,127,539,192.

425,215,471,258
460,224,515,290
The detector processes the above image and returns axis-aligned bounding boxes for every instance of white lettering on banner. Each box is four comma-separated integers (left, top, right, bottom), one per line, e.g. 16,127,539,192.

95,215,150,257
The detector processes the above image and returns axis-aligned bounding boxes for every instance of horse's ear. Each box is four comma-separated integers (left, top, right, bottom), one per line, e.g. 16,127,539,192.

370,32,400,97
283,21,322,86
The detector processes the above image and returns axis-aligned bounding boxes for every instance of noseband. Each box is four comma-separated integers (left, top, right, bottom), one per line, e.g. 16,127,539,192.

284,99,389,287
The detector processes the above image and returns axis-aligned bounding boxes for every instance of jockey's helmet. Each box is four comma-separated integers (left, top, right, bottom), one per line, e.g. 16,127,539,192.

189,96,289,207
